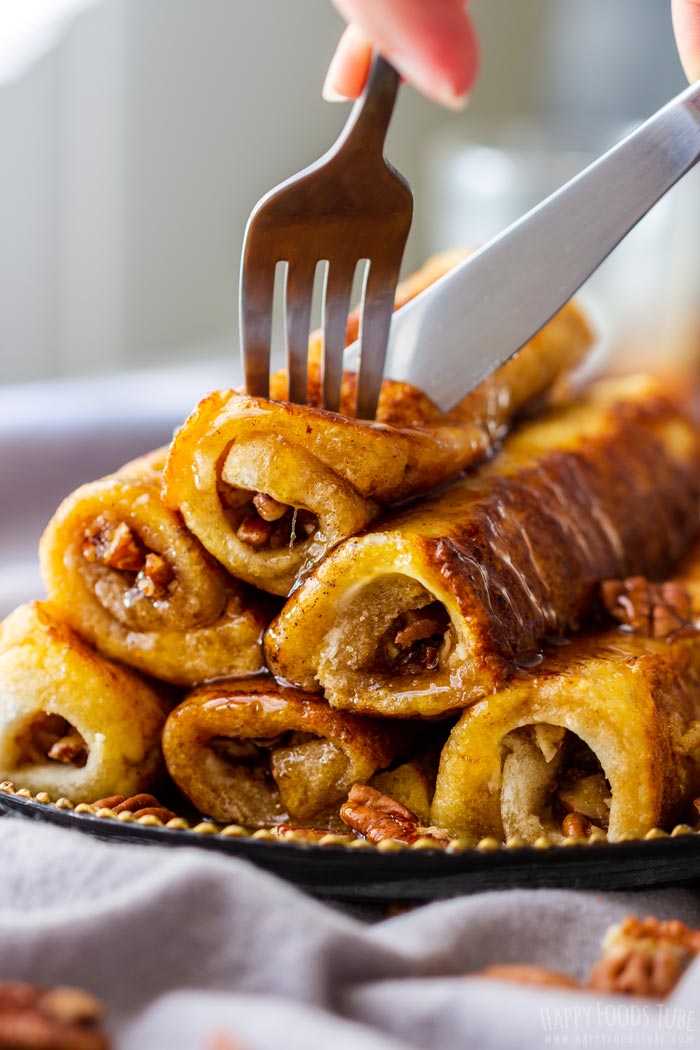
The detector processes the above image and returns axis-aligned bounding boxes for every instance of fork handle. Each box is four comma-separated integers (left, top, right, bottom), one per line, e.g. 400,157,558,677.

335,53,401,157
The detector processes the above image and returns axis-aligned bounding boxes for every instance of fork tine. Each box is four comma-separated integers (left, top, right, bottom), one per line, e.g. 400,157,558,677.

321,261,356,413
355,260,401,420
240,250,275,399
285,261,317,404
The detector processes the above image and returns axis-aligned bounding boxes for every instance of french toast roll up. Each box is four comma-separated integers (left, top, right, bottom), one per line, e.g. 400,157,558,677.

431,559,700,843
163,253,591,596
0,602,169,801
162,677,400,827
39,450,270,687
265,377,700,718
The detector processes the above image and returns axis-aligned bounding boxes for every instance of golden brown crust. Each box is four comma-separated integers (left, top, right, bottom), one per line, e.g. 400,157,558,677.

39,449,271,686
0,601,169,801
163,252,591,596
431,549,700,842
265,376,700,718
162,677,402,826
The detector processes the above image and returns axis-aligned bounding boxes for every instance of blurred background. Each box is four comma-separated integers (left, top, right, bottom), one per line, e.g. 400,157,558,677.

0,0,698,616
0,0,697,389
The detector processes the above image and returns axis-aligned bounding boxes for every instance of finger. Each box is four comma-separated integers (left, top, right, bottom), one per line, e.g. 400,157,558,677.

672,0,700,82
329,0,479,109
323,23,373,101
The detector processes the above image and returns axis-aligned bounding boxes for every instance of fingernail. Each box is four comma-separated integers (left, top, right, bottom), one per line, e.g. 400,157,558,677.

438,89,471,112
322,80,351,103
391,54,471,111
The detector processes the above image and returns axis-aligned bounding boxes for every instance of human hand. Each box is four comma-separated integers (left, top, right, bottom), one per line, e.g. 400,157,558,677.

672,0,700,82
323,0,479,110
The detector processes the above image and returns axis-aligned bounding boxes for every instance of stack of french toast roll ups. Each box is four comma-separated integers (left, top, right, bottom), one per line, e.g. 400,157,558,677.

4,250,700,847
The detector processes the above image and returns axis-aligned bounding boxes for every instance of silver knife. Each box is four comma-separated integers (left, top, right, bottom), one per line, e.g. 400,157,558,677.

345,80,700,411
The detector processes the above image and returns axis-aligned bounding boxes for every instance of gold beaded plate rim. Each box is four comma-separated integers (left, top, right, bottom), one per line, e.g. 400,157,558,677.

3,780,700,904
1,780,698,852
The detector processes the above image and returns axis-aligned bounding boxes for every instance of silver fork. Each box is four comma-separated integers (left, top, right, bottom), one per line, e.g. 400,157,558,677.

239,54,413,420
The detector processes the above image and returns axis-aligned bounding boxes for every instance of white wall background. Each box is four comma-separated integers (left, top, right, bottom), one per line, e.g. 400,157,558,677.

0,0,690,384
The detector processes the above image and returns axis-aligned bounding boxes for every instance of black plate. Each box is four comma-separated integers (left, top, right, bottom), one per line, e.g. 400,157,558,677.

3,790,700,901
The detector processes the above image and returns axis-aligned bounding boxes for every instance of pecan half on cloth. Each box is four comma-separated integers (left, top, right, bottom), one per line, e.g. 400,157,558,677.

588,916,700,998
340,783,451,845
474,964,580,990
0,981,109,1050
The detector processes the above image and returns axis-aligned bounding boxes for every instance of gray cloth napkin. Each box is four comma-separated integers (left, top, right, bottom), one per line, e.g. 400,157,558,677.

1,818,700,1049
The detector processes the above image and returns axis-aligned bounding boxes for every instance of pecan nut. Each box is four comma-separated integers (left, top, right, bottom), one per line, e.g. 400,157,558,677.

271,824,356,843
47,729,88,768
340,783,451,845
83,520,144,573
474,964,580,989
93,793,176,823
600,577,694,639
136,553,174,600
0,981,109,1050
562,812,598,839
588,916,700,998
252,493,289,522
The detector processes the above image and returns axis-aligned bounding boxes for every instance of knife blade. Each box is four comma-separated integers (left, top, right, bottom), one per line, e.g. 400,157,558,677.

345,80,700,411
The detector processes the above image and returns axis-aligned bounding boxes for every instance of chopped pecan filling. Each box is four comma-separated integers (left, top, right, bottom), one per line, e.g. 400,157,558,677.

15,714,88,769
135,553,174,599
340,783,451,845
588,916,700,998
382,602,451,673
235,498,319,552
538,730,611,833
83,519,144,571
218,481,319,551
601,576,694,638
557,771,610,826
562,811,596,839
252,492,288,522
82,519,173,600
47,728,88,768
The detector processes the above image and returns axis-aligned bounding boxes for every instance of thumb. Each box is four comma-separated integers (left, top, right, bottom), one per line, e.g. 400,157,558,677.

672,0,700,82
